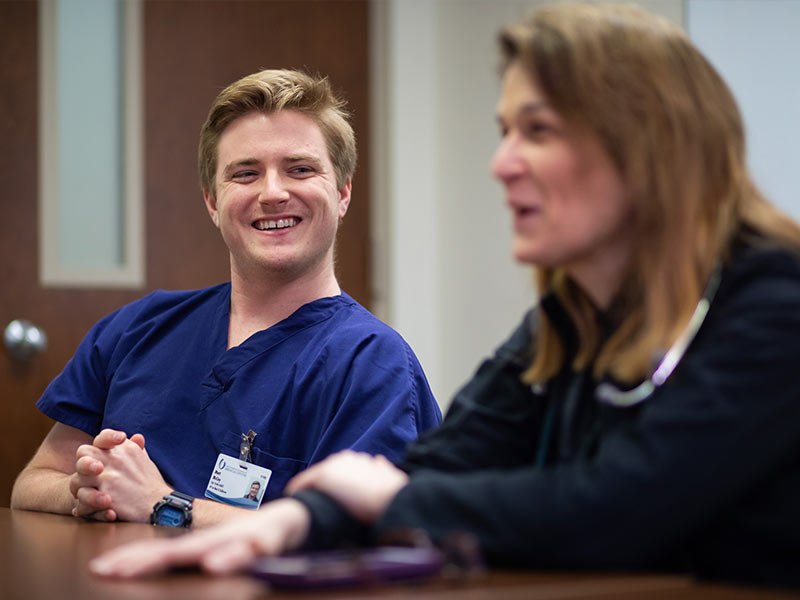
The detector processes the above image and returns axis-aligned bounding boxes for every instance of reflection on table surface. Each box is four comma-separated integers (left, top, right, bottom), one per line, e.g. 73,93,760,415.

0,507,796,600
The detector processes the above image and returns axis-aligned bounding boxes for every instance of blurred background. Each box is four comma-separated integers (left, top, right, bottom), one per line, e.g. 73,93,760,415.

1,0,798,506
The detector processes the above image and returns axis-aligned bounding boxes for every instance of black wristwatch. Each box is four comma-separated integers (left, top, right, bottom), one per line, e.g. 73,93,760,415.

150,491,193,528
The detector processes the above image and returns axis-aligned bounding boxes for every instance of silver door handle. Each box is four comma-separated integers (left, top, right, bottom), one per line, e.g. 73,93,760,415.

4,319,48,361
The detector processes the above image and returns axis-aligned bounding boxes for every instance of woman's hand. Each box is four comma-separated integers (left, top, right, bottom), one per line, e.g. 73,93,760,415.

286,450,409,523
89,498,311,578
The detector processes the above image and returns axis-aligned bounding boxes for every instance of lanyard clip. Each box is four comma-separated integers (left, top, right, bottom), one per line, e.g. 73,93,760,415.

239,430,257,462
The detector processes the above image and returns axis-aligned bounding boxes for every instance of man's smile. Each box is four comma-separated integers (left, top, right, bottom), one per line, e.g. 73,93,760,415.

253,217,301,231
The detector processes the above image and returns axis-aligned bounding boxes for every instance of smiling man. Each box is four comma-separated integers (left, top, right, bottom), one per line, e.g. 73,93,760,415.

11,69,441,528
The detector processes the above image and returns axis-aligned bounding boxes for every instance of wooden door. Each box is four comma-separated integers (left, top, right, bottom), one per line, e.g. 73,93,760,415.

0,0,370,507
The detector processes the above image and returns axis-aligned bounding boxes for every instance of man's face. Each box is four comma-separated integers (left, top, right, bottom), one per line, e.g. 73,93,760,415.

249,483,260,497
205,110,351,284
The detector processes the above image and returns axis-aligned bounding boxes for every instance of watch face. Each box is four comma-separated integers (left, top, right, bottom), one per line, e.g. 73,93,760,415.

156,505,186,528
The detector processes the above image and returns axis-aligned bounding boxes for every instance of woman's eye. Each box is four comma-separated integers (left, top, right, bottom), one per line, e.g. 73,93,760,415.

523,121,551,139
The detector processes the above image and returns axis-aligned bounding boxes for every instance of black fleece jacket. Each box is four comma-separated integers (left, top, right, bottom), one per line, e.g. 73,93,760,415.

295,242,800,589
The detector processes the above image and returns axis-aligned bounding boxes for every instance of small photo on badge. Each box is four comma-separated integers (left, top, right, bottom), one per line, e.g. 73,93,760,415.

205,453,271,509
244,479,263,504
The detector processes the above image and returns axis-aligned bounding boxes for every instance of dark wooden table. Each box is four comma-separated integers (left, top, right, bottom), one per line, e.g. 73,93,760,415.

0,507,796,600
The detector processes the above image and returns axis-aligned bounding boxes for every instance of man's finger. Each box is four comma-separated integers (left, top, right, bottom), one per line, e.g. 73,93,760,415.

93,429,127,450
75,455,104,476
75,443,104,461
74,507,117,522
69,471,100,498
74,486,112,513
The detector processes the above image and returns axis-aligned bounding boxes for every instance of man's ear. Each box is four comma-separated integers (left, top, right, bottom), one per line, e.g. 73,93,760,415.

203,188,220,228
337,178,352,219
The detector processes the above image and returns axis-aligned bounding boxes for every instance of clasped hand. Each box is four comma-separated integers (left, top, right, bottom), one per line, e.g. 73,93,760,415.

90,450,409,578
69,428,170,523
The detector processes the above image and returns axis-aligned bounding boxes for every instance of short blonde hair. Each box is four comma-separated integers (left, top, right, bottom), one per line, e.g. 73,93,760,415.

500,3,800,383
198,69,356,197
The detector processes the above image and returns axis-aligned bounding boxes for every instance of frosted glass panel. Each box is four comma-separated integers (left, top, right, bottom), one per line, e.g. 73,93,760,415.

56,0,122,268
40,0,143,287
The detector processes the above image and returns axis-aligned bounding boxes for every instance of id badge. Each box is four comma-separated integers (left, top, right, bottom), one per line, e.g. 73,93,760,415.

205,453,271,509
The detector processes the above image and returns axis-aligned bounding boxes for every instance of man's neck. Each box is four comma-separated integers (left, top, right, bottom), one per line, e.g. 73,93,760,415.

227,264,341,348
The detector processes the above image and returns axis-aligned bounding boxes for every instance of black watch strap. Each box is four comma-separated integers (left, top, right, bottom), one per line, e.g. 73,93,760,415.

169,490,194,504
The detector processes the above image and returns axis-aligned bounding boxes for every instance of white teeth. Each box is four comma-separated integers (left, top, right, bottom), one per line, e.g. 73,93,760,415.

255,218,297,231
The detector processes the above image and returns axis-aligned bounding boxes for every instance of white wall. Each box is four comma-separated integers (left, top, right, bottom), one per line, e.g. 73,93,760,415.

371,0,540,409
372,0,795,410
687,0,800,220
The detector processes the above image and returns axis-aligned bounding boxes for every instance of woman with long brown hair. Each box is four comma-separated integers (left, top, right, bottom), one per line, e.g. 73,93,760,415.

90,3,800,588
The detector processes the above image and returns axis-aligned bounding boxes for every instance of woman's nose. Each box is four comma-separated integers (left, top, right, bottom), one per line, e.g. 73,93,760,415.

490,134,523,182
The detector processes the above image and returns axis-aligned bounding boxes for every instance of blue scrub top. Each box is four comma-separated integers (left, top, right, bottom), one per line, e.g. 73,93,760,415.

37,284,441,501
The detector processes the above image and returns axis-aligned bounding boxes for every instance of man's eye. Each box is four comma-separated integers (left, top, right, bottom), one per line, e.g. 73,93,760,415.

232,171,258,180
290,166,314,175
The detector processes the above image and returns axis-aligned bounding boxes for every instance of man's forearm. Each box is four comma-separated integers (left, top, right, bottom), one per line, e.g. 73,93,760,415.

10,467,76,515
189,497,257,529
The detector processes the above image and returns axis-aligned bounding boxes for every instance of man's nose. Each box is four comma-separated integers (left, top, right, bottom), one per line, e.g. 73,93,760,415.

259,171,291,204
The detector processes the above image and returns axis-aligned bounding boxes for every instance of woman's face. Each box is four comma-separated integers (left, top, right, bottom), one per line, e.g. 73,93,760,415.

491,61,634,307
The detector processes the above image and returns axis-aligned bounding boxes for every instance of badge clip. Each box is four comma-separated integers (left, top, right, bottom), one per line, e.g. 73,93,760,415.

239,429,257,462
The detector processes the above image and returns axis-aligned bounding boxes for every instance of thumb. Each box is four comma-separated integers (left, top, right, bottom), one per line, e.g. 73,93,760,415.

130,433,146,450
